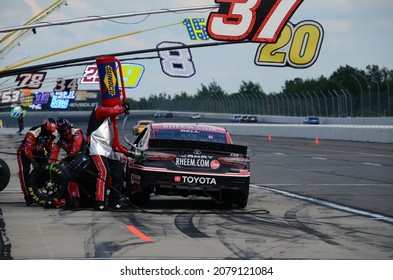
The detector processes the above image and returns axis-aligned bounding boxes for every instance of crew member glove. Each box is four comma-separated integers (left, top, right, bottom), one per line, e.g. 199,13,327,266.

122,101,130,115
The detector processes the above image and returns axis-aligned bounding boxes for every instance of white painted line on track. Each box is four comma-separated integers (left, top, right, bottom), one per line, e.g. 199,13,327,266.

362,162,382,167
251,184,393,224
312,157,327,160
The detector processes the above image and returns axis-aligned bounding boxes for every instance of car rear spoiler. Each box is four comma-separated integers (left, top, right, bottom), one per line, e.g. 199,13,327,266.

148,139,248,155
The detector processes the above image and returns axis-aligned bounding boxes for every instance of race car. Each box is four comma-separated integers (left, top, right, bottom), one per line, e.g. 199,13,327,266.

126,123,250,208
132,120,154,135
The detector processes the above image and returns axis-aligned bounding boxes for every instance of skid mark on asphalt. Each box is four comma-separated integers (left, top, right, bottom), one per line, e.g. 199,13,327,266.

216,229,252,259
174,213,209,238
284,204,339,245
84,221,113,258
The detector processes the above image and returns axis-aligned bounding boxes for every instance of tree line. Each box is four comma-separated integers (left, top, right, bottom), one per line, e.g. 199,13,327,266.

129,64,393,117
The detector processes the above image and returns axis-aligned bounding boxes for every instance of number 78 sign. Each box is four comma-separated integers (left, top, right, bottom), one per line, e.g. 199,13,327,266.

207,0,303,42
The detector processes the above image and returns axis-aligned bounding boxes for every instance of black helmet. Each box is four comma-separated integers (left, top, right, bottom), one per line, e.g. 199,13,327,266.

56,118,72,133
42,118,57,132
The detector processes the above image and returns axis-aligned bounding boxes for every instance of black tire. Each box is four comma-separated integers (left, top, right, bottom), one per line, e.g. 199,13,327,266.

229,197,248,209
129,191,150,207
27,163,71,206
219,190,248,209
0,158,11,192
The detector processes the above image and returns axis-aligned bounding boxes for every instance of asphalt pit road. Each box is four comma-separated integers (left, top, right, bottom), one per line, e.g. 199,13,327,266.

284,204,340,245
0,208,12,259
138,197,222,211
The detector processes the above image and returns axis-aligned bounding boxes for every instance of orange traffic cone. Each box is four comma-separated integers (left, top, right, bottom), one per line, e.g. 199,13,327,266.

315,136,319,144
267,134,272,141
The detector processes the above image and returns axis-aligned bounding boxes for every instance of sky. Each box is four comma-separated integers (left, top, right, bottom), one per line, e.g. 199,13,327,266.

1,0,393,100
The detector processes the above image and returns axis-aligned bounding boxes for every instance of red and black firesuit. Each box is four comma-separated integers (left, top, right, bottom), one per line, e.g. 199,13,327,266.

43,118,88,209
50,118,86,164
17,118,57,205
86,103,130,211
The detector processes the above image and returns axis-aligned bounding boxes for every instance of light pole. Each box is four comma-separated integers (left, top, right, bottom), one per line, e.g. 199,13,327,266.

283,92,292,116
358,73,372,116
351,74,364,117
305,91,315,116
294,92,302,116
311,91,321,116
370,72,381,116
300,92,309,116
276,94,284,115
386,72,391,116
327,90,336,117
287,92,297,116
319,90,329,117
333,89,342,117
266,94,272,115
340,89,350,117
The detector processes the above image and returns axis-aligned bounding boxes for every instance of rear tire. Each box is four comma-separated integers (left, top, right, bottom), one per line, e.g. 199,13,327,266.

223,190,249,209
27,163,70,206
129,191,150,207
229,197,248,209
0,158,11,192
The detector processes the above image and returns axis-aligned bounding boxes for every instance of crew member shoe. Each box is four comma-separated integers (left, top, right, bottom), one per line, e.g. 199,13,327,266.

93,201,110,211
108,197,129,210
65,198,80,209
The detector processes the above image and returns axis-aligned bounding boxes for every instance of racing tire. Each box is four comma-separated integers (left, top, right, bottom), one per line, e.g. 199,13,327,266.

27,163,71,206
229,197,248,209
129,191,151,207
0,158,11,192
223,190,248,209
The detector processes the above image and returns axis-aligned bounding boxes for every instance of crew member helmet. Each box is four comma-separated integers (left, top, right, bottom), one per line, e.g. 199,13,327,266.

42,118,57,132
56,118,72,136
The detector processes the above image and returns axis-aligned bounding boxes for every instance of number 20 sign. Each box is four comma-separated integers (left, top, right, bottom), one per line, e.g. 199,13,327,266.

207,0,303,43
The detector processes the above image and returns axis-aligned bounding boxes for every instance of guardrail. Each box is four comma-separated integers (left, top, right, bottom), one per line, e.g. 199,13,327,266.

1,111,392,143
220,123,393,143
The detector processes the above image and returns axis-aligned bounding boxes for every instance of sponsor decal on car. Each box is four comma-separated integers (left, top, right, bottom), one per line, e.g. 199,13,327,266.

239,169,250,175
131,174,141,184
162,124,217,131
174,154,220,169
210,160,220,170
174,175,217,185
175,157,211,167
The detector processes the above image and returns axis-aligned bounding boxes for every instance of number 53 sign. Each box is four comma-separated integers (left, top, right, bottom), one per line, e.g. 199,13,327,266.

207,0,323,68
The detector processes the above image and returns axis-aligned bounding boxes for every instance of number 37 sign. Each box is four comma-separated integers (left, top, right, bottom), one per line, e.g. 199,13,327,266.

207,0,323,68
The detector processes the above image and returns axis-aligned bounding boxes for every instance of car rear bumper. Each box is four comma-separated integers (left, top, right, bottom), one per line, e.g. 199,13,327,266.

128,168,250,196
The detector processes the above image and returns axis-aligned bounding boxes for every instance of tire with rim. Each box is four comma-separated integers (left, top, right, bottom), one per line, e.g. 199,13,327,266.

27,163,70,206
223,190,249,209
129,191,150,207
0,158,11,192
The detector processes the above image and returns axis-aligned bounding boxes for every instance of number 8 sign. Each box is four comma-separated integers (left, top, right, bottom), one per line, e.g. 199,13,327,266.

207,0,303,43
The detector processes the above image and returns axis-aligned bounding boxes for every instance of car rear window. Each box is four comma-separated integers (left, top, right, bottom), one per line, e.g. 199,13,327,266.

155,129,227,143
